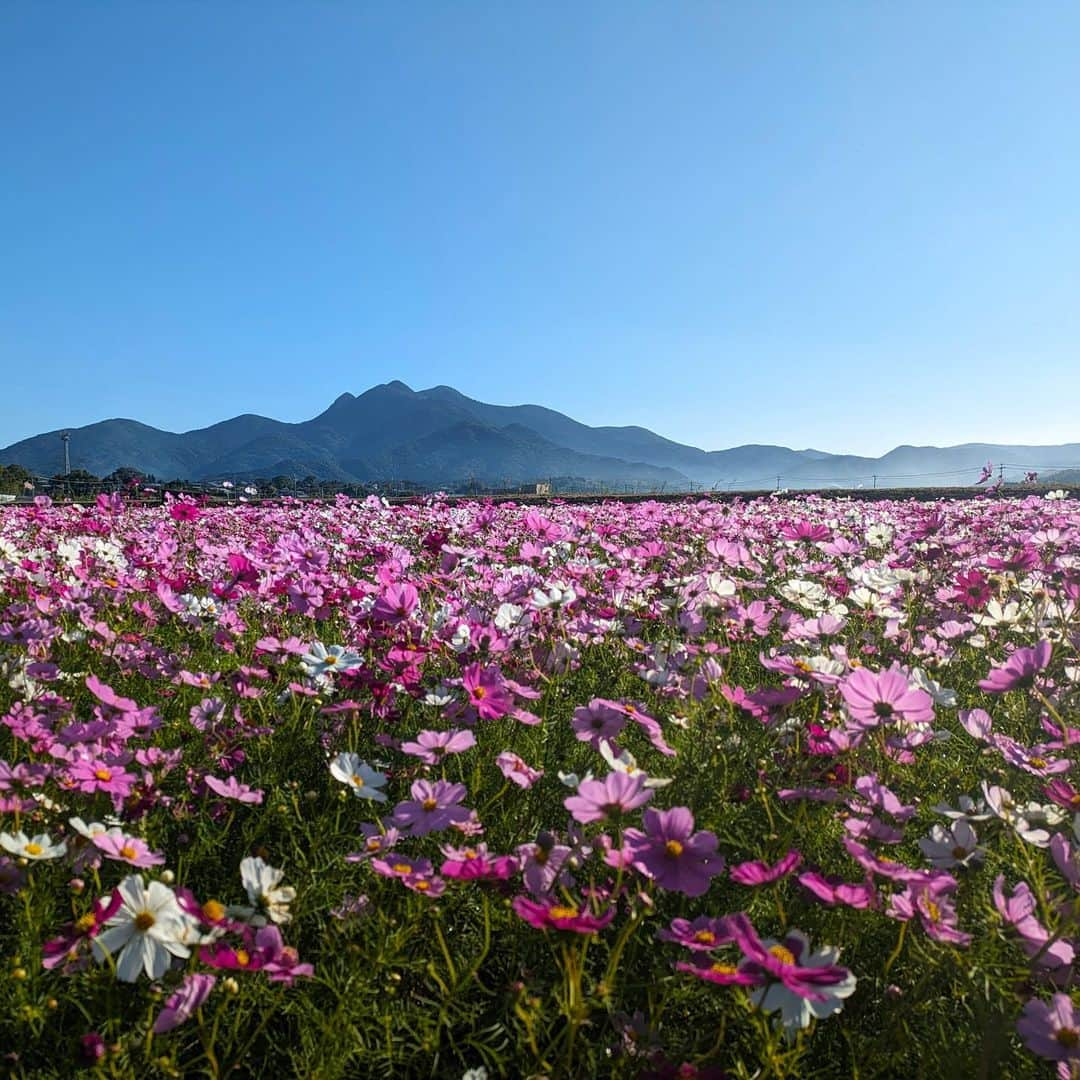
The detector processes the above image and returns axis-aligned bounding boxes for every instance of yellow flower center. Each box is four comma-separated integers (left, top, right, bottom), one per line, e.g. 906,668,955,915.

24,843,43,856
1030,757,1047,769
414,880,430,891
324,655,338,665
94,768,112,782
1057,1027,1080,1048
422,798,438,812
769,944,796,966
119,845,138,860
392,863,413,874
366,838,382,851
665,840,684,858
710,962,737,975
925,901,941,923
693,930,716,945
134,911,156,932
351,774,365,787
75,913,97,934
548,905,579,920
202,900,226,922
472,686,486,700
235,949,250,967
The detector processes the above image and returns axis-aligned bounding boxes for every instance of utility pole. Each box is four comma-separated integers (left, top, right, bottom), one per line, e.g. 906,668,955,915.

61,432,71,476
872,474,877,490
998,464,1005,483
775,475,781,491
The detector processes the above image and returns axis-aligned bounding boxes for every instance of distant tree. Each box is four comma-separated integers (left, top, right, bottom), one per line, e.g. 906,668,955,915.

0,463,33,494
104,466,154,487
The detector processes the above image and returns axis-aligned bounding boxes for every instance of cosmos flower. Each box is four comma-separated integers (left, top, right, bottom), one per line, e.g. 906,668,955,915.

564,772,653,825
623,807,724,897
328,753,389,802
91,876,199,981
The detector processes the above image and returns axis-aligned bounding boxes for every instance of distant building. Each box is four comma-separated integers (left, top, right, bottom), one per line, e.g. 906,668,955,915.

534,482,551,495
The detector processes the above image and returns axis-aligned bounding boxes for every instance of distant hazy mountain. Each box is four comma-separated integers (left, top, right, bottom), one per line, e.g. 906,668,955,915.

2,380,1078,490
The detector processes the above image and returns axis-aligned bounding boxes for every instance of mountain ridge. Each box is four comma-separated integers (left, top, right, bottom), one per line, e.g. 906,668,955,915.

2,382,1078,490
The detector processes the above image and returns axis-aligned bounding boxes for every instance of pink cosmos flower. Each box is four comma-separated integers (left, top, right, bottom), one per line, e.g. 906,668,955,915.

511,896,615,934
797,871,876,910
839,668,934,727
730,850,803,887
978,641,1052,694
204,775,264,804
495,751,543,789
91,831,166,868
371,582,419,623
399,728,476,765
1016,994,1080,1064
153,973,216,1033
992,875,1075,970
624,807,724,897
67,759,138,799
887,880,971,946
392,780,470,835
564,772,653,824
517,835,573,895
571,699,627,749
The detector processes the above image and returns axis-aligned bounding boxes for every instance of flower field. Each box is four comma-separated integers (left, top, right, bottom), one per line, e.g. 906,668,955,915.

1,490,1078,1078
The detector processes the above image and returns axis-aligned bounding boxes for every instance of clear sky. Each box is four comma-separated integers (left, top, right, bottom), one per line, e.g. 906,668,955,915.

2,2,1078,456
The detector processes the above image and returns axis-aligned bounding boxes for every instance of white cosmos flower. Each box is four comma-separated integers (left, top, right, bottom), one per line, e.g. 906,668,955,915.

328,753,388,802
931,795,992,822
918,820,983,869
532,583,577,609
494,602,527,631
0,830,66,860
598,740,672,789
864,524,894,547
92,876,197,981
423,685,455,707
973,600,1023,629
240,856,296,925
300,642,362,677
68,817,111,841
909,668,957,708
778,580,827,611
557,770,594,790
1046,490,1069,501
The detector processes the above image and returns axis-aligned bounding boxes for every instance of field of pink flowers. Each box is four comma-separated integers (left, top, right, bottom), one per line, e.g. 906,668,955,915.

0,490,1078,1078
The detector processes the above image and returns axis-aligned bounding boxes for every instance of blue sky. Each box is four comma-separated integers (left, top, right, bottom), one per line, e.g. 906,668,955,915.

1,2,1078,456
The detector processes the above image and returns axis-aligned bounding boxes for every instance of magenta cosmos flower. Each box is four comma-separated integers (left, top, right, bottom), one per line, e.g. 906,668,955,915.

624,807,724,897
730,850,803,887
839,668,934,727
392,780,470,835
1016,994,1080,1063
511,896,615,934
153,973,216,1033
658,915,736,952
564,772,653,824
978,640,1052,694
460,663,514,720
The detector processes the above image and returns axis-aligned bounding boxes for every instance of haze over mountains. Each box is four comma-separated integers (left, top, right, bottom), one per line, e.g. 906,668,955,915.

2,381,1078,491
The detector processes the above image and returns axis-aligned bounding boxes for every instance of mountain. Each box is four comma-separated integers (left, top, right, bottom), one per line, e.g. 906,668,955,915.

2,381,1079,490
